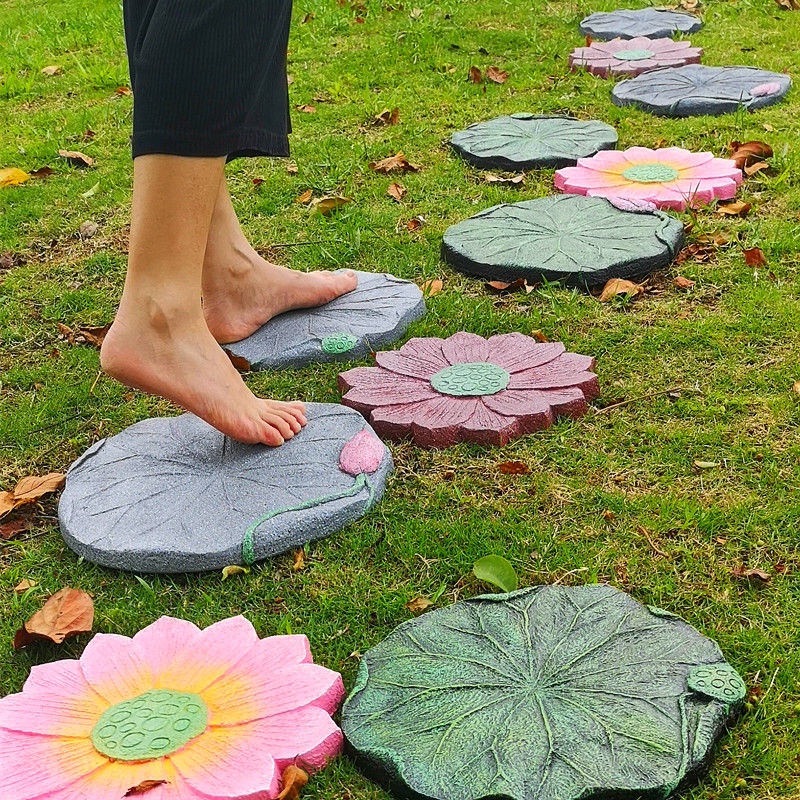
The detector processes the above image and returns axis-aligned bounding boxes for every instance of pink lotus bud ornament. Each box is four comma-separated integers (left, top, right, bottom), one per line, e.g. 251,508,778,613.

339,429,386,476
0,616,345,800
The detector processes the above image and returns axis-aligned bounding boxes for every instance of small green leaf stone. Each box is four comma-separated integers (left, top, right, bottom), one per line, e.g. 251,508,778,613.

91,689,208,761
622,163,680,183
430,362,510,396
615,49,654,61
688,663,746,704
322,333,359,354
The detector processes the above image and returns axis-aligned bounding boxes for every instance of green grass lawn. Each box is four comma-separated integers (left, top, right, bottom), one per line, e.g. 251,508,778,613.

2,0,800,797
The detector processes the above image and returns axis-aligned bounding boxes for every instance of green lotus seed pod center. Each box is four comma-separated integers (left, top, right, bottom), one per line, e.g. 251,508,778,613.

430,362,510,396
622,163,680,183
687,663,746,704
321,333,359,354
91,689,208,761
615,49,655,61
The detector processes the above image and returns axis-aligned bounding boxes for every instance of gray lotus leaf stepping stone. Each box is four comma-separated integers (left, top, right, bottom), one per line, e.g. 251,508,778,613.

224,271,426,370
449,115,618,170
580,8,702,40
342,584,745,800
613,64,792,116
58,404,392,573
441,194,684,288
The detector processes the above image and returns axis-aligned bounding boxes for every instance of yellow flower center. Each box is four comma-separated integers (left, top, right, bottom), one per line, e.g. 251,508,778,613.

91,689,208,761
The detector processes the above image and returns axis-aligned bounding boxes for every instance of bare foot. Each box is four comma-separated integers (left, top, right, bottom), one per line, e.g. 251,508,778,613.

202,242,358,344
100,297,307,445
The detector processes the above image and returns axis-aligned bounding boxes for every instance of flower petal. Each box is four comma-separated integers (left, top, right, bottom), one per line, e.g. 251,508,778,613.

37,758,170,800
339,368,438,408
79,632,153,705
510,366,599,395
481,389,553,419
486,336,566,373
375,338,449,377
441,332,491,365
410,396,481,447
459,402,523,445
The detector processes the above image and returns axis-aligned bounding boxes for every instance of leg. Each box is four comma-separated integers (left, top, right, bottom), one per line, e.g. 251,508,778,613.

100,154,307,445
201,179,358,344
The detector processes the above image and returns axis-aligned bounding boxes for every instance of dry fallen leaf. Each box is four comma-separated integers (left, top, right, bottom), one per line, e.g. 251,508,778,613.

0,472,66,519
776,0,800,8
222,348,251,373
744,161,771,177
486,66,509,84
58,150,94,168
312,195,352,215
221,565,250,579
693,460,719,469
743,247,767,267
0,167,31,187
484,173,524,185
468,66,482,84
286,163,298,175
1,519,31,540
672,275,695,289
124,780,168,796
296,104,316,113
404,216,425,232
728,140,773,170
485,278,526,293
598,278,644,302
498,461,530,475
732,566,770,583
420,278,443,296
13,587,94,649
296,188,314,204
79,220,99,238
369,152,420,173
716,200,751,217
531,329,549,343
41,65,63,76
277,766,309,800
13,579,37,594
602,510,616,521
293,548,306,572
792,380,800,396
406,596,434,613
387,182,407,201
29,166,55,179
115,86,132,96
373,107,400,126
57,323,111,349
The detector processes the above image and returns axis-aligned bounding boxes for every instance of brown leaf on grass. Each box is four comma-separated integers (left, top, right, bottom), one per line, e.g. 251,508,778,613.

0,473,66,519
728,140,773,170
124,780,168,796
13,587,94,649
404,216,424,231
672,276,695,289
1,519,31,540
387,182,407,201
716,200,751,217
484,173,524,185
406,596,433,614
498,461,530,475
296,188,314,204
301,11,315,22
0,167,31,187
743,247,767,267
792,380,800,396
292,548,306,572
486,66,509,84
744,161,771,177
14,579,37,594
115,86,132,96
223,348,251,373
373,107,400,126
369,152,420,173
312,195,352,215
0,251,17,271
420,278,443,296
598,278,644,302
468,66,482,84
732,565,770,583
57,322,111,348
602,509,616,521
29,166,55,179
675,235,726,265
79,220,99,238
296,104,317,113
58,150,94,168
531,330,549,343
41,65,63,76
277,766,309,800
286,163,298,175
485,278,526,293
776,0,800,8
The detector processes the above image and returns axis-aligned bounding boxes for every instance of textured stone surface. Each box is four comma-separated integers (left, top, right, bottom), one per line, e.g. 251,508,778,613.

580,8,702,40
441,194,684,287
449,115,618,170
224,271,426,370
59,404,392,573
570,36,702,78
613,64,792,116
342,585,745,800
339,332,599,448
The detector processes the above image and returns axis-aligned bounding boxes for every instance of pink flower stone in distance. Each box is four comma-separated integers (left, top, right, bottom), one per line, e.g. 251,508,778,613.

570,36,702,78
554,146,743,212
338,332,599,448
0,616,345,800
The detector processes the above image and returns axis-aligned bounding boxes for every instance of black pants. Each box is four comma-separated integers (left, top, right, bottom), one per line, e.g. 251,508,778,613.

123,0,292,160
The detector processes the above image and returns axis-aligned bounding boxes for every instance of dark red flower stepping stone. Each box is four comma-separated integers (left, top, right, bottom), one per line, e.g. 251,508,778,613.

441,194,684,288
342,584,746,800
612,64,791,116
338,332,599,448
580,8,702,40
449,115,618,170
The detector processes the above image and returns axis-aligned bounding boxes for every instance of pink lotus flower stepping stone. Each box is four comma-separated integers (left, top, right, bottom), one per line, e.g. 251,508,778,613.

612,64,791,116
555,146,743,212
59,404,392,572
580,8,702,40
0,615,345,800
570,36,702,78
224,271,425,370
338,332,599,448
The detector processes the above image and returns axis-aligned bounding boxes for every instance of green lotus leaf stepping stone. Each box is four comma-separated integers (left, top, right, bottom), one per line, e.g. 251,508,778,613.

342,585,744,800
441,194,684,288
449,115,618,170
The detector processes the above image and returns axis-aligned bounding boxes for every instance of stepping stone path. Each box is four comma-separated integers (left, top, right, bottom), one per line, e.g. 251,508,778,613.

449,115,618,170
342,584,746,800
224,271,425,370
338,332,599,448
580,8,702,40
441,194,684,287
59,405,392,573
613,64,792,116
570,36,703,78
